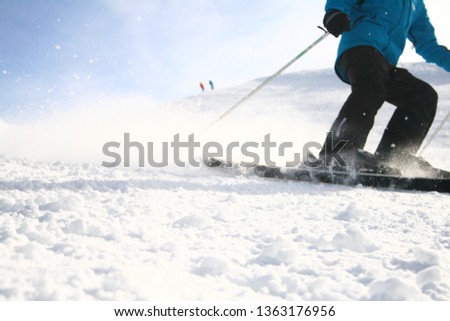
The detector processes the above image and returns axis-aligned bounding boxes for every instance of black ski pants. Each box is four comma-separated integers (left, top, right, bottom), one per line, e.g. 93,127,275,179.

321,46,438,160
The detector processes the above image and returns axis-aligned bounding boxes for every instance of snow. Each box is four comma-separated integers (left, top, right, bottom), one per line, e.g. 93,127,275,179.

369,278,419,300
0,63,449,300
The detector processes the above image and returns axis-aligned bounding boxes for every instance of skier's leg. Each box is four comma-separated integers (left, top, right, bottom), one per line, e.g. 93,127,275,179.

320,46,392,166
375,68,438,160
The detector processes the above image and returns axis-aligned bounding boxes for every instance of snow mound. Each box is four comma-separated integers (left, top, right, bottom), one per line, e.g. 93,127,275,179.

332,226,378,253
193,257,229,277
416,267,441,289
255,237,298,266
173,215,212,230
369,278,419,300
335,202,371,221
413,247,440,267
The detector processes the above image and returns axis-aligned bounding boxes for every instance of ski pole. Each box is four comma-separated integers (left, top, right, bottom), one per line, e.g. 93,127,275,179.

201,30,330,135
417,109,450,156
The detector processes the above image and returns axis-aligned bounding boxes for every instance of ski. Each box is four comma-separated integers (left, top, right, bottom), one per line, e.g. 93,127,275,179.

204,158,450,193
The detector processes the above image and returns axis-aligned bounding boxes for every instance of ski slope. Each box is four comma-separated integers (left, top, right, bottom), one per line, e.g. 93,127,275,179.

0,63,449,300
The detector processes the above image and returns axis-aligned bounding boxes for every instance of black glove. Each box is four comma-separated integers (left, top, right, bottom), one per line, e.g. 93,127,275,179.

323,10,350,37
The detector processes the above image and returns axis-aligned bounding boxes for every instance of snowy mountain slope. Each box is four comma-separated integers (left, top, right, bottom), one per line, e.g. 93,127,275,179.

0,63,449,300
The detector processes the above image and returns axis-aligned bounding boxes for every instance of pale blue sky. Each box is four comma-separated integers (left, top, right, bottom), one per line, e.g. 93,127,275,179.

0,0,449,120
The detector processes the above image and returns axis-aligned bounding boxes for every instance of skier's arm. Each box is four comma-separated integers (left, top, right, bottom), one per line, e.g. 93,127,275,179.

408,2,450,72
325,0,355,13
323,0,356,37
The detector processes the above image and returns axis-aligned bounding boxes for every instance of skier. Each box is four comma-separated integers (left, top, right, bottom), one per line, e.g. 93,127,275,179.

321,0,450,177
200,82,205,92
209,80,215,90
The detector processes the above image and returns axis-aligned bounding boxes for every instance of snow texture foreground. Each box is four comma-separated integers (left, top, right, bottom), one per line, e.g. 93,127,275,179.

0,64,449,300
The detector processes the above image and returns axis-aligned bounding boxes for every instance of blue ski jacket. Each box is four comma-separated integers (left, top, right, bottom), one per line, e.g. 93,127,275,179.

325,0,450,81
